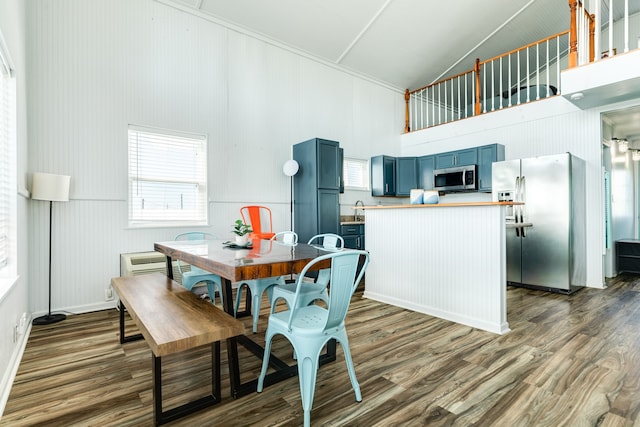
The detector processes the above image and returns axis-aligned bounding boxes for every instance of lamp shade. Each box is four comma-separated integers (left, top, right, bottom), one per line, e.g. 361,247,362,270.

282,159,299,177
31,172,70,202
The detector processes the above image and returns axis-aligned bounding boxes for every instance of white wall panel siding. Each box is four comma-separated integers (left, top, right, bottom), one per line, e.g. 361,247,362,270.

401,96,613,289
365,205,508,334
26,0,401,315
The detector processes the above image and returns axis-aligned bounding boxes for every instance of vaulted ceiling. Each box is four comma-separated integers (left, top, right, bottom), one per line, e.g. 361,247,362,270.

158,0,571,91
158,0,640,143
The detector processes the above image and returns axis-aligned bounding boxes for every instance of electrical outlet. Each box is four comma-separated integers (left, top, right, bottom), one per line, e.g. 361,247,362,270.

18,312,26,334
105,287,114,301
13,325,18,343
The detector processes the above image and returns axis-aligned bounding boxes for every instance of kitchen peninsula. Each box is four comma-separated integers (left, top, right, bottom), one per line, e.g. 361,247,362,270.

363,201,518,334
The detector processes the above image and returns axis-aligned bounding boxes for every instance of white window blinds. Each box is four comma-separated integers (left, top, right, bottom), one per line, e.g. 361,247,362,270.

343,157,369,190
0,50,15,271
128,126,208,227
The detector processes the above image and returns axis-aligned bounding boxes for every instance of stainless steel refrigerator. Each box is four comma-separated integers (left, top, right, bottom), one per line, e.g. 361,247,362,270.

492,153,586,293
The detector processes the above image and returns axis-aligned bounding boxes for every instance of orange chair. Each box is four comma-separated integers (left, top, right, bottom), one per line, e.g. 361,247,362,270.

240,205,275,240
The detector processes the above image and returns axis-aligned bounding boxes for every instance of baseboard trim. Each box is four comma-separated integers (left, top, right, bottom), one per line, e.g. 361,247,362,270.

0,321,31,419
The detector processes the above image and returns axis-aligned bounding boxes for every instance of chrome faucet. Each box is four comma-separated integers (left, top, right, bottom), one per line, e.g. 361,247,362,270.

354,200,365,222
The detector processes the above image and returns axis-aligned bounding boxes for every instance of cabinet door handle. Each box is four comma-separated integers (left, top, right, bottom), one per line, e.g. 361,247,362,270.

357,236,361,248
385,184,388,193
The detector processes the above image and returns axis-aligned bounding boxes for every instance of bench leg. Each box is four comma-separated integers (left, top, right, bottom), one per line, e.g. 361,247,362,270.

118,300,143,344
152,342,222,426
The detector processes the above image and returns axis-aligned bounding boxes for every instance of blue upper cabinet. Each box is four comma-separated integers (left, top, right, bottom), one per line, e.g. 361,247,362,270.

436,148,478,169
371,155,396,196
372,144,503,196
418,155,435,190
395,157,417,196
317,139,341,190
338,147,344,193
293,138,341,243
477,144,505,192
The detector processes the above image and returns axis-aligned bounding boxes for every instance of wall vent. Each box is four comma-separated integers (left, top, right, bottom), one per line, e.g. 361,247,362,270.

120,251,188,284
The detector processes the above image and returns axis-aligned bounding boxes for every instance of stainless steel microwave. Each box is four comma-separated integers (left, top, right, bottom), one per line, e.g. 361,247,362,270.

433,165,478,192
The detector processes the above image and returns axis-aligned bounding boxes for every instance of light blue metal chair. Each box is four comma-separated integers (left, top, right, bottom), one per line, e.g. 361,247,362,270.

175,232,224,306
270,233,344,311
234,231,298,333
307,233,344,251
257,250,369,427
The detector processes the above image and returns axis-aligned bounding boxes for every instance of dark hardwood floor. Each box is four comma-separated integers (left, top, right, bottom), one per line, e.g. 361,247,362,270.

3,275,640,426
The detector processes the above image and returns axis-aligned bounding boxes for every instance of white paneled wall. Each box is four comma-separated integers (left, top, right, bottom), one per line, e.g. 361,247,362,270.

26,0,402,315
365,205,508,334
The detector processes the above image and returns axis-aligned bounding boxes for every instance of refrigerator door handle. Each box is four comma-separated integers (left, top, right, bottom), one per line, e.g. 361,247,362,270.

520,176,527,238
514,176,521,237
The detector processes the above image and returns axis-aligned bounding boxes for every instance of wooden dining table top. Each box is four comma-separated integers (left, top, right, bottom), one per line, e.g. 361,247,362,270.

154,238,332,282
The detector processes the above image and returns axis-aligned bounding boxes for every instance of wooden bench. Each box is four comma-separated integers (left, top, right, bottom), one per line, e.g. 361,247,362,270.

111,272,246,426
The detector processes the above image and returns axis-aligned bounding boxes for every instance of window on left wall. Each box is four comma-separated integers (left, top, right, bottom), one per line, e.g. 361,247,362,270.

0,41,16,276
128,125,208,228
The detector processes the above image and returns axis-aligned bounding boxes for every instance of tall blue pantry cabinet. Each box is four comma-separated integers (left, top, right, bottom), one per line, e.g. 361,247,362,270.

293,138,342,243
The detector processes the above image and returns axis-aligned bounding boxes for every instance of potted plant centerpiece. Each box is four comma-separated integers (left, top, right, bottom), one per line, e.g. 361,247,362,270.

232,219,252,245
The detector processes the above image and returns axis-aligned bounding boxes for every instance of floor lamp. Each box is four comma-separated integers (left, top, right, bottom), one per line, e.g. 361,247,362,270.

31,172,71,325
282,159,299,232
283,160,299,283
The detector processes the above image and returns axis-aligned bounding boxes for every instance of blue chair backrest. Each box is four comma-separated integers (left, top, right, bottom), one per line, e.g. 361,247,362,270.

271,231,298,245
175,232,215,241
307,233,344,251
286,250,369,332
174,232,217,275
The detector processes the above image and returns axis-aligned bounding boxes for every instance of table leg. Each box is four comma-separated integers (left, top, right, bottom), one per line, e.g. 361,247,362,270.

164,255,174,280
221,278,241,397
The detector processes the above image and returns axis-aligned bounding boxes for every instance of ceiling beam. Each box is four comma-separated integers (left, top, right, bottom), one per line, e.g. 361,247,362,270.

431,0,538,84
336,0,393,65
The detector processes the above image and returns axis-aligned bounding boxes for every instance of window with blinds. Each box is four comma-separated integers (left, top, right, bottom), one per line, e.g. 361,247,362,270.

0,47,15,272
343,157,369,190
128,126,208,227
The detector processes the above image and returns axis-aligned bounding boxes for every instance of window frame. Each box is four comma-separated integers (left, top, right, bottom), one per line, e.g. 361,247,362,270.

0,30,17,298
343,157,370,191
127,125,208,228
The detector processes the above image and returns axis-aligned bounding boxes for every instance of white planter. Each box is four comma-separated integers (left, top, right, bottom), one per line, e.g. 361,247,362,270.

234,234,248,245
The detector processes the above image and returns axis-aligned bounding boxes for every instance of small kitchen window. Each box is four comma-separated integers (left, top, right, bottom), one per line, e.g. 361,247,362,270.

128,125,208,227
343,157,369,191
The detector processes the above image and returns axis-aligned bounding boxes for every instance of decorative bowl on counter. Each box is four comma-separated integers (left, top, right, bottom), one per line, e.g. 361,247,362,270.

410,189,439,204
423,190,439,204
410,189,424,204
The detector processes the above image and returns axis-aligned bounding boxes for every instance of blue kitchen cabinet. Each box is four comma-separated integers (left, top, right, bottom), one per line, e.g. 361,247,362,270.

293,138,342,243
435,148,478,169
477,144,505,192
317,139,341,190
341,224,365,250
418,155,435,190
395,157,418,196
338,147,344,193
371,155,396,196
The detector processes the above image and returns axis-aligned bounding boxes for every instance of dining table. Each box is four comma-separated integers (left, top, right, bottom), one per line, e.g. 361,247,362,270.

154,237,336,398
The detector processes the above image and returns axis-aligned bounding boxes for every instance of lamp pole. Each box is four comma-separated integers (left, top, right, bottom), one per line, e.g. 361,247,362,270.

31,172,70,325
282,159,299,232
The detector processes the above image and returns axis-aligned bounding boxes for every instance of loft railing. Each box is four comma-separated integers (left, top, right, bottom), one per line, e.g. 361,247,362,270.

405,0,639,133
569,0,596,67
405,31,568,132
593,0,640,58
